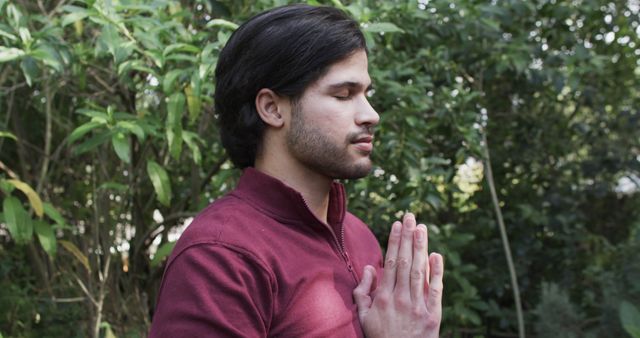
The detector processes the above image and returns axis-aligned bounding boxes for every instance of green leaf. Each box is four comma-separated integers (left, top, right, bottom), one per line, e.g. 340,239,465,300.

19,56,38,87
0,46,25,62
18,27,31,44
0,25,18,41
163,43,200,57
68,121,104,144
117,59,156,77
3,196,33,244
77,108,109,119
620,301,640,338
164,53,197,63
182,131,202,165
6,4,22,28
363,22,404,33
185,84,201,123
111,132,131,163
162,69,185,94
7,179,43,217
167,93,185,124
150,241,176,267
116,121,145,141
73,130,114,155
97,182,128,192
143,49,163,68
167,93,185,160
205,18,238,31
34,220,57,257
0,131,17,140
30,43,64,73
61,10,90,27
147,160,171,206
100,23,121,60
0,180,15,194
43,202,68,229
59,240,90,272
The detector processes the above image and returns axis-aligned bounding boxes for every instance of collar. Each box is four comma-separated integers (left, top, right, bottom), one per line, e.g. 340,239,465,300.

232,167,346,231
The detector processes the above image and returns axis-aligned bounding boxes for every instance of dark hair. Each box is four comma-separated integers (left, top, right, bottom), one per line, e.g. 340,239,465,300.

214,4,367,168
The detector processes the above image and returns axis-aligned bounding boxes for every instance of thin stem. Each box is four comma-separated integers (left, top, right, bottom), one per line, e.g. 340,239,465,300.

482,131,525,338
36,78,53,194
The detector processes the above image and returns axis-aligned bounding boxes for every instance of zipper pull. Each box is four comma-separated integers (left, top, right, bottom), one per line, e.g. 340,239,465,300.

344,252,353,271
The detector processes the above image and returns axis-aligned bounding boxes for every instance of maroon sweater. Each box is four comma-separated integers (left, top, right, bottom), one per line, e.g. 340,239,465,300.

149,168,383,337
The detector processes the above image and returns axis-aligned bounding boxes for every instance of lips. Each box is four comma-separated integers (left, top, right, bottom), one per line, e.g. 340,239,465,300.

351,135,374,153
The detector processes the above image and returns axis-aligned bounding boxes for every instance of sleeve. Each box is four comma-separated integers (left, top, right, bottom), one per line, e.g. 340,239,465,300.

148,243,275,338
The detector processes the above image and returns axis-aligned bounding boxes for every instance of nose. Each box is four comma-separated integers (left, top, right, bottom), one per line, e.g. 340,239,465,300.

355,97,380,128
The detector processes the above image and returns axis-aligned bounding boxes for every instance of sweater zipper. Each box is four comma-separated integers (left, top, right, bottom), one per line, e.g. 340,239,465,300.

301,198,357,281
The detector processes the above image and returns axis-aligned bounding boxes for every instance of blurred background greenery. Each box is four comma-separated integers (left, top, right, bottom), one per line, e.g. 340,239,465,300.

0,0,639,337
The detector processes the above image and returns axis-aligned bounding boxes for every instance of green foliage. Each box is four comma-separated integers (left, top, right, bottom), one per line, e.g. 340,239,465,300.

0,0,638,336
533,283,583,338
620,301,640,338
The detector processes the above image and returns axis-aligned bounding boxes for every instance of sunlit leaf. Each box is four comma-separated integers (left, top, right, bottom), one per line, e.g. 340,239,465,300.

363,22,404,33
163,43,200,57
117,121,145,141
185,84,201,123
150,241,176,267
205,19,238,31
0,26,18,41
182,131,202,165
61,10,90,27
147,160,171,207
0,46,25,62
7,179,43,217
111,132,131,163
0,131,17,140
59,240,90,272
18,27,31,44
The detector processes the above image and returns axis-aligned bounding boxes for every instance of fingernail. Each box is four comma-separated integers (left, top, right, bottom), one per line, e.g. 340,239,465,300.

392,222,401,234
415,228,424,241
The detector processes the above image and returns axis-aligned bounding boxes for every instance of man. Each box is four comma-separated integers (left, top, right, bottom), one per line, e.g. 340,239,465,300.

149,4,444,337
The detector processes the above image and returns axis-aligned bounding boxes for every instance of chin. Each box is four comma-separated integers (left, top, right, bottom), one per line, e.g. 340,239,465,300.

333,160,372,180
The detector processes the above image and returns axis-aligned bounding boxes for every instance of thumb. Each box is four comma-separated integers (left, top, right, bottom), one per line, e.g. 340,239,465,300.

353,265,376,319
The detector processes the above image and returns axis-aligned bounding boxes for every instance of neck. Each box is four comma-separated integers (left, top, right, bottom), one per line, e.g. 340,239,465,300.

255,156,333,224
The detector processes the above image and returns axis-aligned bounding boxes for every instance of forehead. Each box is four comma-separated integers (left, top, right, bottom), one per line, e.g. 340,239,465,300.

310,50,371,88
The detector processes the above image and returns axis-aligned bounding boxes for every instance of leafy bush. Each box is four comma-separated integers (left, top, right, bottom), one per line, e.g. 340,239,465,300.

1,0,639,337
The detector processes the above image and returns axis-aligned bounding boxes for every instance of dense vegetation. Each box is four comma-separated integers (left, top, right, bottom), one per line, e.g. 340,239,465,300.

1,0,639,337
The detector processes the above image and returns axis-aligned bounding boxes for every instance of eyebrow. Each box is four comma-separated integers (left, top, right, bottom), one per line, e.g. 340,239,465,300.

327,81,374,91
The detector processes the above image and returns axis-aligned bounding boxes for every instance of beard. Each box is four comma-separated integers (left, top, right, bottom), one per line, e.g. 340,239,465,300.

286,103,373,180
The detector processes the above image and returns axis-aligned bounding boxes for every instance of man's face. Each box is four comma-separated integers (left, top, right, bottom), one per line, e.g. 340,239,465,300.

285,50,380,180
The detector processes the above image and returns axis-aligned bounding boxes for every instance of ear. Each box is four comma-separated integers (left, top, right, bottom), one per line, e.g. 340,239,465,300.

255,88,287,128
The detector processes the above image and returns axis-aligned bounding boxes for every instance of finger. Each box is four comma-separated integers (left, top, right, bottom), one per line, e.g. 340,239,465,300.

353,265,376,320
410,224,428,303
426,253,444,317
395,213,417,294
380,221,402,291
424,225,430,290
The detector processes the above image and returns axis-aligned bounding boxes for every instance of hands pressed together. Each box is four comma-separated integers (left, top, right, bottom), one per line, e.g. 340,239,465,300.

353,213,444,338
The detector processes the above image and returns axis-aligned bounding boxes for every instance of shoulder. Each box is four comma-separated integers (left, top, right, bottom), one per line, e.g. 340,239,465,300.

167,193,275,268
